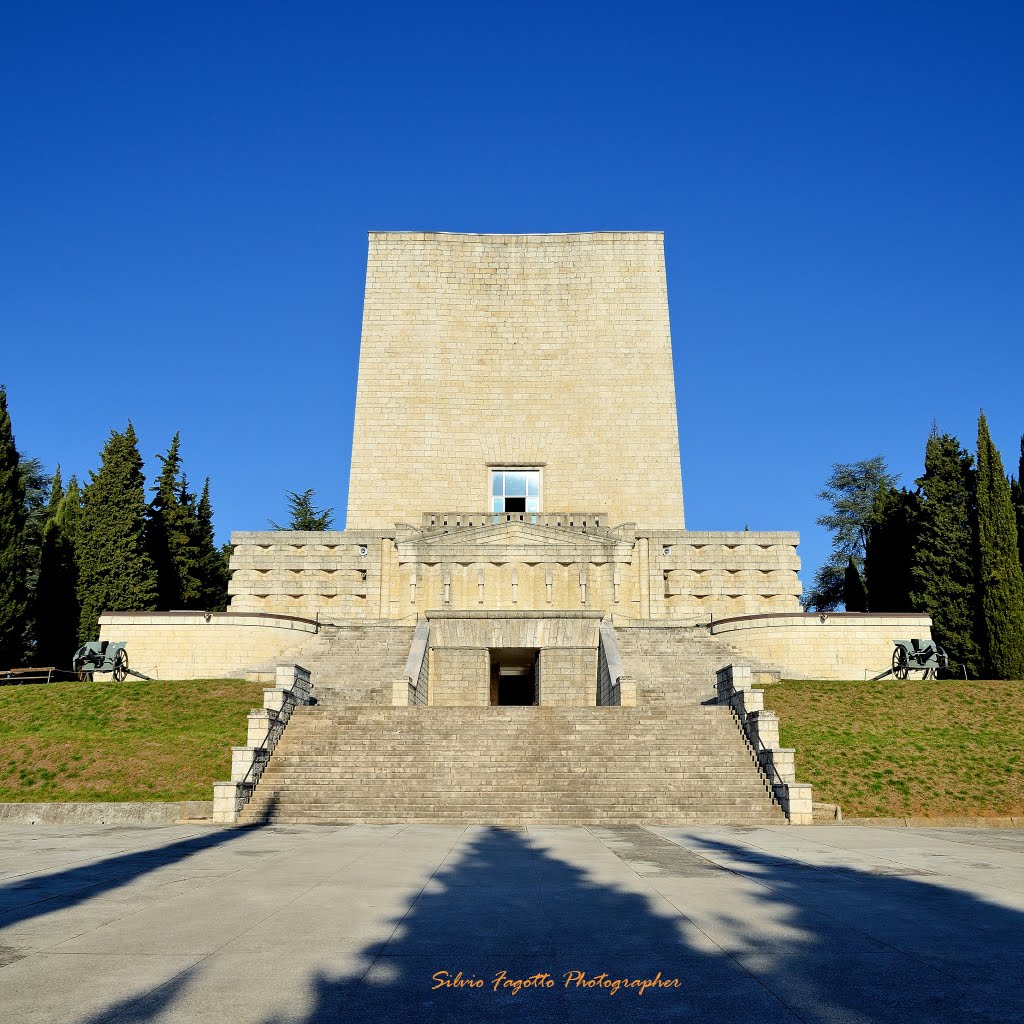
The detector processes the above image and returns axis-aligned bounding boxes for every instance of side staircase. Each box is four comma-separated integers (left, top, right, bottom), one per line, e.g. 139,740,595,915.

234,624,786,826
615,625,781,705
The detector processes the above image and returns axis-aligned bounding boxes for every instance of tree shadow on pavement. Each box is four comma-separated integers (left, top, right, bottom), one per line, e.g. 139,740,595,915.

17,823,1024,1024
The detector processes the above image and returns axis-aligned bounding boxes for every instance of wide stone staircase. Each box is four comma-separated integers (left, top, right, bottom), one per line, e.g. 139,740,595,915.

238,705,782,825
234,623,786,826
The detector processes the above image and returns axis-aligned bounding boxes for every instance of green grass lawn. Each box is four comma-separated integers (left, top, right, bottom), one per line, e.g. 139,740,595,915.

0,677,266,802
759,678,1024,818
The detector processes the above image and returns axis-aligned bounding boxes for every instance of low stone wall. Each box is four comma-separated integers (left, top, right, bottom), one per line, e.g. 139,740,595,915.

0,801,211,825
711,612,934,680
98,612,320,679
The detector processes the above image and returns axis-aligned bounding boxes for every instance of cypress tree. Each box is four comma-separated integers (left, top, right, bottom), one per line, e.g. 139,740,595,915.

77,423,158,642
174,474,205,608
46,464,64,514
196,479,230,610
864,483,920,611
147,435,206,609
842,557,867,612
910,428,981,676
1012,435,1024,578
0,386,27,666
975,413,1024,679
19,455,49,660
35,475,82,667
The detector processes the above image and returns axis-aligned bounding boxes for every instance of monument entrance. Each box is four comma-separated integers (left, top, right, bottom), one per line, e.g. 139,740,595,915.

490,648,539,706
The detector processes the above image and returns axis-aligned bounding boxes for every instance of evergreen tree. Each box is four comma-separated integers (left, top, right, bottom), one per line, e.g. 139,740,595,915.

46,464,64,514
269,488,334,531
77,423,158,641
174,474,206,607
1011,435,1024,579
864,483,920,611
842,557,867,611
0,386,27,666
975,413,1024,679
804,456,898,610
910,428,981,676
18,455,49,659
196,479,230,610
35,476,82,666
146,434,209,609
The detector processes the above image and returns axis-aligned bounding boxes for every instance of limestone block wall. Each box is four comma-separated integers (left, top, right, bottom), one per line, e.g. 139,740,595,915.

228,523,802,626
347,232,685,530
425,610,602,649
711,613,935,680
539,649,599,706
430,648,489,706
227,531,386,620
652,531,802,623
97,612,320,680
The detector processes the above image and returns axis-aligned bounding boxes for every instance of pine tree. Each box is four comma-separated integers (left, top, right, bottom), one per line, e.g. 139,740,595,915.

269,488,334,531
35,475,82,667
975,413,1024,679
842,557,867,611
864,483,920,611
77,423,158,642
196,479,230,610
910,428,981,676
0,386,27,666
804,457,898,610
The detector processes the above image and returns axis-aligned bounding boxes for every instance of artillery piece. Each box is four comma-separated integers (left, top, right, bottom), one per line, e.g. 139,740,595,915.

891,639,948,680
72,641,150,681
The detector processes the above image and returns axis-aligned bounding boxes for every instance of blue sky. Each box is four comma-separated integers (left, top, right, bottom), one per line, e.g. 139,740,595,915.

2,2,1022,586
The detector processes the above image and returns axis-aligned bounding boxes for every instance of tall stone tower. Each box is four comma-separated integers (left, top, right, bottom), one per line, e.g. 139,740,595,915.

346,232,685,531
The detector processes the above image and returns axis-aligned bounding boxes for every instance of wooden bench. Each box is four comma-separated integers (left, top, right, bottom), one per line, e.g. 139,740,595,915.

0,667,61,685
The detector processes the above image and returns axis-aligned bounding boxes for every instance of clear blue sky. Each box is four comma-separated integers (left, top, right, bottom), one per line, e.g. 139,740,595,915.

2,2,1022,587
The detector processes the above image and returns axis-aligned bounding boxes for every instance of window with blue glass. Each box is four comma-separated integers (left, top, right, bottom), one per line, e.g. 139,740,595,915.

490,470,540,513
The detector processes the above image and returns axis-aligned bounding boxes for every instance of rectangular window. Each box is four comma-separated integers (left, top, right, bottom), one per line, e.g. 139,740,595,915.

490,470,541,514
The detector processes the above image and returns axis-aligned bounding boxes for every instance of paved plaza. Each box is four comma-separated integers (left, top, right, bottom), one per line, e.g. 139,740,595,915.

0,822,1021,1023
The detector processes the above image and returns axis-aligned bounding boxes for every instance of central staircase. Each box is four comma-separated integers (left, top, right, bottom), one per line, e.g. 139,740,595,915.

236,625,785,826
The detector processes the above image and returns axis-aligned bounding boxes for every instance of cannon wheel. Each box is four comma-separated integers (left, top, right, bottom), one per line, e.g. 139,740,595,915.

74,659,93,682
112,649,129,682
892,646,909,680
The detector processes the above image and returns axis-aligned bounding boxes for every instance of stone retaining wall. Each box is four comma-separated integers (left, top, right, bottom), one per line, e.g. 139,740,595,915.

98,612,319,679
711,612,935,680
0,802,211,825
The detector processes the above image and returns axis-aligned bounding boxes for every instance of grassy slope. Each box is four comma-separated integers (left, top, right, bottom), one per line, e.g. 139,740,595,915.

0,678,265,802
760,679,1024,818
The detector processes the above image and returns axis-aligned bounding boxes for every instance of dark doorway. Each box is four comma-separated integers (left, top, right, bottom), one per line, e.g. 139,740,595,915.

489,648,538,706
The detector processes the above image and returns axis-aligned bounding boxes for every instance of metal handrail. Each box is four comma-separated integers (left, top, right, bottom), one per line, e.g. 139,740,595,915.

726,701,787,794
236,689,308,805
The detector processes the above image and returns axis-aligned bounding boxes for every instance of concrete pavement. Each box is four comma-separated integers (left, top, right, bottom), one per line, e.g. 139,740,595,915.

0,822,1021,1022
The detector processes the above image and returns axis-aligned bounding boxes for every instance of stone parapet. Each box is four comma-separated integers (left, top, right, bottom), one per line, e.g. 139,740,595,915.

98,611,319,679
711,612,934,680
